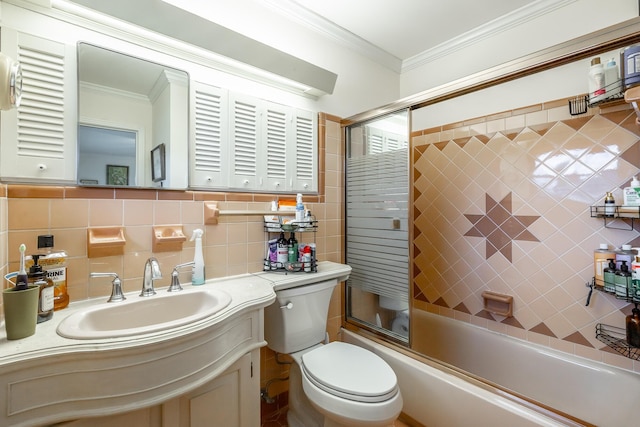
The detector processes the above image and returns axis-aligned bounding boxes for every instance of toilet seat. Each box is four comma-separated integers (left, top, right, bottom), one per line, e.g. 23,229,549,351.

301,342,398,403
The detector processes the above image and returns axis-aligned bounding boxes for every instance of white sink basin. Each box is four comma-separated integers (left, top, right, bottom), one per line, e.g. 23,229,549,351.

57,288,232,339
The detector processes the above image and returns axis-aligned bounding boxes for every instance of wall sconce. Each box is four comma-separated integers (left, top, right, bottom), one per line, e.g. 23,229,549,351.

0,52,22,110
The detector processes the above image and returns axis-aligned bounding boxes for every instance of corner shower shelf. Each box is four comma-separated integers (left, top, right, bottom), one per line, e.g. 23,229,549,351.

590,205,640,230
596,323,640,360
263,217,318,273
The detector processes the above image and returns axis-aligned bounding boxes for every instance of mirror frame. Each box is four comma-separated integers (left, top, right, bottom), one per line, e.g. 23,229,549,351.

77,42,189,189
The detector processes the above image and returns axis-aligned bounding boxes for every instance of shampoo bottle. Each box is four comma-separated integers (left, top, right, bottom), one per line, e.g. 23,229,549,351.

589,57,606,103
623,176,640,206
277,232,288,267
604,57,621,97
604,258,617,293
626,305,640,348
190,229,205,285
29,255,54,323
616,244,635,270
287,232,298,263
615,260,632,298
594,243,615,287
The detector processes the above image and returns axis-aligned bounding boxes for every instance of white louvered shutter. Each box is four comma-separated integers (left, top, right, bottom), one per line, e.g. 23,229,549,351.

190,82,228,188
1,30,77,183
229,93,260,189
263,102,288,192
290,108,317,192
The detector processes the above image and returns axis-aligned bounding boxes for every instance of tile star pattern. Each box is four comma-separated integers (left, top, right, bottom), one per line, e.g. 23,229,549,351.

464,193,540,262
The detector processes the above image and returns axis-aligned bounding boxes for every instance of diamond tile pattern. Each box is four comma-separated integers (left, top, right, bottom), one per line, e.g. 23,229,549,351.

412,104,640,362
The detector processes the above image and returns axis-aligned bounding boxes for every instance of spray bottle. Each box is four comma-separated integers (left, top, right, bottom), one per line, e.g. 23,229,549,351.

190,229,205,285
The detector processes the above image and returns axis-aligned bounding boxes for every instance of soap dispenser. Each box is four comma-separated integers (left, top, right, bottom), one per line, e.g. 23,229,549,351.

604,258,617,293
190,229,205,285
615,260,632,299
29,254,54,323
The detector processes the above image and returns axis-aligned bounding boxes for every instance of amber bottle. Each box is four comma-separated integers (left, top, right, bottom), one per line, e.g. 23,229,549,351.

626,304,640,348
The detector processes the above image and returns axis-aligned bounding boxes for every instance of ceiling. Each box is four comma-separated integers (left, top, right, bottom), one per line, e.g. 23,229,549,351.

268,0,539,66
158,0,546,74
69,0,554,94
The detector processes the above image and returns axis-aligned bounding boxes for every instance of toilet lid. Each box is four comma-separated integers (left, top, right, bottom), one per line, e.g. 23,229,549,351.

301,342,398,403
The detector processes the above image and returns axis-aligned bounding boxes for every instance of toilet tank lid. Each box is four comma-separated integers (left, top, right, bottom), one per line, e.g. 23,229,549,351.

302,342,398,399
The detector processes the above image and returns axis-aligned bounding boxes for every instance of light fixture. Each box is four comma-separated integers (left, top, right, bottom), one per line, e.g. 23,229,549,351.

0,53,22,110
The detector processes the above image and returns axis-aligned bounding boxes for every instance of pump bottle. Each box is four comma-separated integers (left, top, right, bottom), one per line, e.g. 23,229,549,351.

29,254,54,323
190,229,205,285
603,258,617,293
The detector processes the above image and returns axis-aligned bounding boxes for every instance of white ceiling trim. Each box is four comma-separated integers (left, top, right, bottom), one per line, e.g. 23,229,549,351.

401,0,577,73
262,0,403,73
265,0,577,75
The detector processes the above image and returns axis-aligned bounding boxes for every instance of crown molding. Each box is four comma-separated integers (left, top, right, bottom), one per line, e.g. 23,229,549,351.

401,0,577,73
265,0,577,75
262,0,403,73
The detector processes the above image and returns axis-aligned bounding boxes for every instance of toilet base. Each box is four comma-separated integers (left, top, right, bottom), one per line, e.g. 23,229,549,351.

287,361,324,427
287,352,399,427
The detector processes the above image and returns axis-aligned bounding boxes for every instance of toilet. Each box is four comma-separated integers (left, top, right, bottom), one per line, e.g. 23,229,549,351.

264,279,403,427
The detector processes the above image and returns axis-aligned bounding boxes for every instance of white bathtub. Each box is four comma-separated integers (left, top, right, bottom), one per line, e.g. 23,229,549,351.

343,311,640,427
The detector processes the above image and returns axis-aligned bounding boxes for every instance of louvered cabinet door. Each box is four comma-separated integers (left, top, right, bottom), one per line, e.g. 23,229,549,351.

229,93,261,190
262,102,289,193
0,30,77,184
289,108,317,192
190,82,228,189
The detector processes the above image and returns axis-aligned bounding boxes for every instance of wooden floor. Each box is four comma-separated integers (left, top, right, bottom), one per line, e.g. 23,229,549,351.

261,408,410,427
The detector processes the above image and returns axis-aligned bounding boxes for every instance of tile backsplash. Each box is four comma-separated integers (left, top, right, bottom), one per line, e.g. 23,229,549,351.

412,97,640,372
0,115,345,406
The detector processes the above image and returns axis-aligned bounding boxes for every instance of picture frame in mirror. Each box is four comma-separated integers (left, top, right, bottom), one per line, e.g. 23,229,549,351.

106,165,129,186
151,143,166,182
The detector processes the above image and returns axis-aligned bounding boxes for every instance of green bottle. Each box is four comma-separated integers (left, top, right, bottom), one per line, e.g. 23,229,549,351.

288,232,298,263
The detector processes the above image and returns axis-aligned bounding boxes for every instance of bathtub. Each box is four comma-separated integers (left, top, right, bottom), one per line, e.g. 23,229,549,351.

343,310,640,427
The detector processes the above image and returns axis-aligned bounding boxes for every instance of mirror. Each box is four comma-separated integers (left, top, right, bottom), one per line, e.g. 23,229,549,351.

77,43,189,188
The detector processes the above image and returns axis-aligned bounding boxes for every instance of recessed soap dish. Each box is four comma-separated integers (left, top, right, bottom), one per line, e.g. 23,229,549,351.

482,291,513,318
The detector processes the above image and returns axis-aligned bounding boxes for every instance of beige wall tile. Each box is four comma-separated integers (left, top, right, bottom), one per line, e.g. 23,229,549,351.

90,199,123,226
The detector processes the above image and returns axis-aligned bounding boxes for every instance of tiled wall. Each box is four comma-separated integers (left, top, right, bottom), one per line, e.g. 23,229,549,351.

411,97,640,372
0,115,345,413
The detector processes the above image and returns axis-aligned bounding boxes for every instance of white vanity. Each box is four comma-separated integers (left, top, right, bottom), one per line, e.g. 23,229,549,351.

0,274,275,427
0,262,351,427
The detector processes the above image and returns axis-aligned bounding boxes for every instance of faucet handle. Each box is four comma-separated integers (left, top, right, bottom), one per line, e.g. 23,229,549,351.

168,262,194,292
90,272,125,303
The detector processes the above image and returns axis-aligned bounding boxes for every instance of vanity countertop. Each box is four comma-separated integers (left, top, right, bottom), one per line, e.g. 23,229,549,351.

0,260,351,361
0,272,276,362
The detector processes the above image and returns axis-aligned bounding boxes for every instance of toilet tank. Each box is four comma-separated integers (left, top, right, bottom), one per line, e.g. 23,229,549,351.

264,279,338,354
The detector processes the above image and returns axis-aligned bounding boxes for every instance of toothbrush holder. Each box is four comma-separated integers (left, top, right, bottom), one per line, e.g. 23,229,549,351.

3,285,39,340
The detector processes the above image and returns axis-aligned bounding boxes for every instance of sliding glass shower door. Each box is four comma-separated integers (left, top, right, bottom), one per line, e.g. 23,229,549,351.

345,109,409,343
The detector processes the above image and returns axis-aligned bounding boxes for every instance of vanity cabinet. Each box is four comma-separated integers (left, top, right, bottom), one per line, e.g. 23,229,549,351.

169,351,258,427
0,28,77,184
191,82,318,193
57,350,259,427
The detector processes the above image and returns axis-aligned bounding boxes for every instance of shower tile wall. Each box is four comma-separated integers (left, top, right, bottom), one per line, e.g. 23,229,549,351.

412,98,640,372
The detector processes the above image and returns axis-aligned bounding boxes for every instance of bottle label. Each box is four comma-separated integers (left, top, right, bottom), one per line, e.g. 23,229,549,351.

40,285,54,312
277,244,288,264
45,266,66,290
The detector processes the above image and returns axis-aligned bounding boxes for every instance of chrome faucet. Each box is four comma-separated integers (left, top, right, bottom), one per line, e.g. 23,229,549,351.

90,272,125,302
140,257,162,297
168,261,194,292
